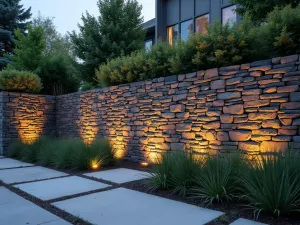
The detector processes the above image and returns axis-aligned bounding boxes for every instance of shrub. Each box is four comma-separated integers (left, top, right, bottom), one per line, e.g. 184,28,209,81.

262,4,300,56
190,154,241,206
8,137,115,170
239,153,300,218
95,5,300,88
0,69,42,93
192,21,254,70
38,55,79,95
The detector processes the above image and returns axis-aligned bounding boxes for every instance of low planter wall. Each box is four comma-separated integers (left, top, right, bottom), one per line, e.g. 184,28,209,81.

1,54,300,162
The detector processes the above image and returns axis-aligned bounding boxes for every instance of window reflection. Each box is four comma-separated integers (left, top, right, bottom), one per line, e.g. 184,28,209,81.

144,39,153,51
195,14,209,34
222,5,237,26
180,19,193,41
167,24,179,45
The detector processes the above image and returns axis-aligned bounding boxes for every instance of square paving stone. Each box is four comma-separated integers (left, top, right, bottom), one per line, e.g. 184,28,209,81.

84,168,149,184
0,166,68,184
53,187,223,225
0,187,71,225
230,218,268,225
0,158,33,169
14,176,111,200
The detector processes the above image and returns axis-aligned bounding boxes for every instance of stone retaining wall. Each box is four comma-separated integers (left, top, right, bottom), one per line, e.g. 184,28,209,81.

56,54,300,162
0,92,56,154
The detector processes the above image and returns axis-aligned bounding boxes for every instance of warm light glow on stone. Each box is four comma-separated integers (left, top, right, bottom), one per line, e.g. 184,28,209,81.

12,96,46,144
149,152,162,164
78,93,99,145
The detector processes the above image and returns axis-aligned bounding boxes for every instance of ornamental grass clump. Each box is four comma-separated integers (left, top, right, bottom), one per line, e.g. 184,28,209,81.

190,154,242,206
239,152,300,218
7,137,115,171
168,152,200,197
147,153,175,191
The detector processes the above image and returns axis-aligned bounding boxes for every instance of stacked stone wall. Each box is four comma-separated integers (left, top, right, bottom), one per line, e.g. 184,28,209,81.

56,54,300,162
0,92,56,154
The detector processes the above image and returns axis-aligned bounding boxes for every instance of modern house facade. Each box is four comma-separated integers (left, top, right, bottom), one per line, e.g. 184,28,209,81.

143,0,240,47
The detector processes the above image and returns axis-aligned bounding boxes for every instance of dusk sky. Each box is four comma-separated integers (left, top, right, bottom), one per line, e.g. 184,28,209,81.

22,0,155,35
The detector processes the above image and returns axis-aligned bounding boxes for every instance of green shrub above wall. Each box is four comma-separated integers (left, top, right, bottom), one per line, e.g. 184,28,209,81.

96,4,300,87
0,69,42,93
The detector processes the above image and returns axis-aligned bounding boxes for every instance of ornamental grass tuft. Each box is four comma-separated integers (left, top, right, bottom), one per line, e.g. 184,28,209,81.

7,137,115,171
239,152,300,218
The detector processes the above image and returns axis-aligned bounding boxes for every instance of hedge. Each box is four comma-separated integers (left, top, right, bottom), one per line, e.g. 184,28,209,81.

96,5,300,87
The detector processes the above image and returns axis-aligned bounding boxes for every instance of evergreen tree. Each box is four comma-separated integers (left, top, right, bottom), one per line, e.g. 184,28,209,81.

7,25,45,72
0,0,31,69
231,0,299,22
70,0,145,84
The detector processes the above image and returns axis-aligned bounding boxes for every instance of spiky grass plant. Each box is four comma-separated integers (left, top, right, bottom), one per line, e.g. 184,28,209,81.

90,139,115,167
239,152,300,218
6,140,24,159
52,139,85,169
37,138,60,166
147,153,174,192
169,152,200,197
190,154,241,206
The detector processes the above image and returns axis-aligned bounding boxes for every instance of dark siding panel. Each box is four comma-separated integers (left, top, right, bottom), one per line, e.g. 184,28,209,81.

210,0,222,23
195,0,210,17
181,0,194,21
166,0,180,26
221,0,233,7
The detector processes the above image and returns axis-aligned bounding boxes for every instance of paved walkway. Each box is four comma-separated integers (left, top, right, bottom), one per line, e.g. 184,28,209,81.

0,157,268,225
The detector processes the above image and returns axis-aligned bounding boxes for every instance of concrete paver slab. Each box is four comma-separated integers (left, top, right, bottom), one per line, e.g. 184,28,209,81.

230,218,268,225
0,166,68,184
84,168,149,184
15,176,111,201
0,158,33,169
0,187,71,225
53,187,223,225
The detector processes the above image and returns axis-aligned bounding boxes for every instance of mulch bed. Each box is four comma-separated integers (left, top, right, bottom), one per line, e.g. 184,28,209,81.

1,160,300,225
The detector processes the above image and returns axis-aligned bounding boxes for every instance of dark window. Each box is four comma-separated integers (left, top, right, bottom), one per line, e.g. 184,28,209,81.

180,19,193,41
195,14,209,34
167,24,179,45
144,39,153,51
222,5,237,26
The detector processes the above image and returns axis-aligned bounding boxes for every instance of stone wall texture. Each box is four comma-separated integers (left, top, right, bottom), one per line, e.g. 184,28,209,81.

56,54,300,162
1,54,300,161
0,92,56,154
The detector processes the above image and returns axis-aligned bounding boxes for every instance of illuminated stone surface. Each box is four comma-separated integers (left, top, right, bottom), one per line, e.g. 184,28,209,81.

0,187,70,225
14,176,110,201
0,166,67,184
84,168,148,184
53,188,223,225
230,218,268,225
0,158,33,169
